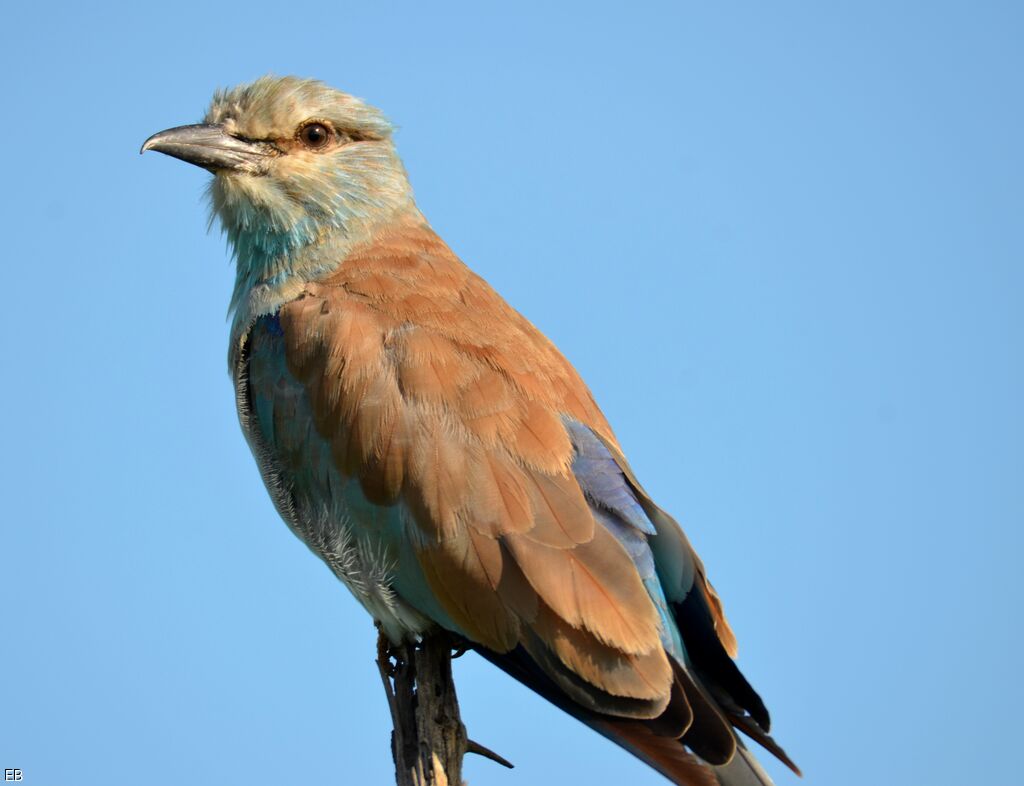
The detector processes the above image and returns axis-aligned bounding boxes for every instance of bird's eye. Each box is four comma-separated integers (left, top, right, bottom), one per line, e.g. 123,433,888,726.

298,122,332,149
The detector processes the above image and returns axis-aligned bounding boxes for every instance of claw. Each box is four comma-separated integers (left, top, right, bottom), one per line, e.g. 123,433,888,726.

467,738,514,769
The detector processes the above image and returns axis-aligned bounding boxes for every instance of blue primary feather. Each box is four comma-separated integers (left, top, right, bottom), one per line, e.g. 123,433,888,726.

565,419,656,536
565,419,687,662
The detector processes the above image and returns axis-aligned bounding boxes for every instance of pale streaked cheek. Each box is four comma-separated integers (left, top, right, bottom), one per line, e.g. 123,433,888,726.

211,172,305,234
210,142,414,247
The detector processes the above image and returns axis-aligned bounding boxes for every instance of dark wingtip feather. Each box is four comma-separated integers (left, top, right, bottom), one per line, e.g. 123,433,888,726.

729,714,802,777
674,591,771,731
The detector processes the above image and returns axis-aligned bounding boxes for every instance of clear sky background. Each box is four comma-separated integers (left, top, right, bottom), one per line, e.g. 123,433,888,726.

2,2,1021,785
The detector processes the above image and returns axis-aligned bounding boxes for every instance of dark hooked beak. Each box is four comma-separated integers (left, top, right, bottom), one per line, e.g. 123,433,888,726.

140,123,274,172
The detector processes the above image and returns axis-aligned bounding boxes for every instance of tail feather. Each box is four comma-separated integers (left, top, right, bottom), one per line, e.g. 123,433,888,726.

711,741,777,786
474,644,791,786
590,718,720,786
595,719,781,786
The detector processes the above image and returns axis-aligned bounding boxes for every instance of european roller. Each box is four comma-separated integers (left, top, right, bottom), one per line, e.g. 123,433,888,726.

143,76,798,786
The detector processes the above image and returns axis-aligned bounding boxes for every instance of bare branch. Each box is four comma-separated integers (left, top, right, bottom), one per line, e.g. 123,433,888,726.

376,627,468,786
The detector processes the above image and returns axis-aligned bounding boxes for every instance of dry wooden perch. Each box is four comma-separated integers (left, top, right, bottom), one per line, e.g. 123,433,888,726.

376,627,514,786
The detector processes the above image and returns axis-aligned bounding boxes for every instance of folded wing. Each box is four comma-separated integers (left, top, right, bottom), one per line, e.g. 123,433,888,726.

251,217,797,784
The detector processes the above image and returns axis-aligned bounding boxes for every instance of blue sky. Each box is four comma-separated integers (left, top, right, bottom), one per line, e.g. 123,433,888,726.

2,2,1021,784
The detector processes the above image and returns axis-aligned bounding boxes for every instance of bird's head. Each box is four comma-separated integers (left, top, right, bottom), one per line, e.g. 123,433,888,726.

143,76,414,274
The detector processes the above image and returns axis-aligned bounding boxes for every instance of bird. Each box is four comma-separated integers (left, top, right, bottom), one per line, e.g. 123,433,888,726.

142,75,799,786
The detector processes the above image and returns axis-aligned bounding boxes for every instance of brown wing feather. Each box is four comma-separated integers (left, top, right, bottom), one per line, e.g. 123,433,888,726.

503,525,661,655
531,601,672,701
464,452,533,537
277,217,686,726
267,217,802,778
415,529,521,652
